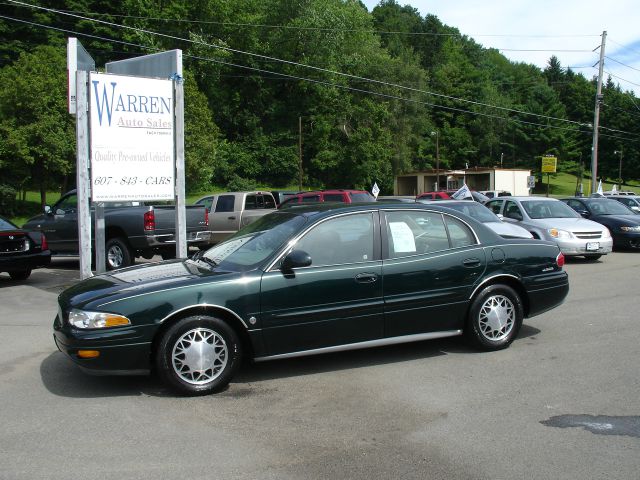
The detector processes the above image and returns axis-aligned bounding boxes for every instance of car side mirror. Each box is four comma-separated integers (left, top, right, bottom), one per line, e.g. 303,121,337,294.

281,250,312,271
44,205,52,214
577,210,590,218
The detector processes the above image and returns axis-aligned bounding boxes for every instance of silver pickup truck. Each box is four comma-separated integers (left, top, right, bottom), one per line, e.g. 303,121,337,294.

194,191,277,245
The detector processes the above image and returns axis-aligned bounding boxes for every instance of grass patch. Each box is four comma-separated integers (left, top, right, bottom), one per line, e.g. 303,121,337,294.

533,172,639,197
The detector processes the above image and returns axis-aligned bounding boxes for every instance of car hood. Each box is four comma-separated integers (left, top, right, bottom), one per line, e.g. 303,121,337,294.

58,259,242,309
528,217,607,232
484,222,533,239
591,214,640,226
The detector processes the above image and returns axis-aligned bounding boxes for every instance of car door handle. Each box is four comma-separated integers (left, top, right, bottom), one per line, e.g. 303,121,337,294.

355,273,378,283
227,216,236,220
462,258,481,267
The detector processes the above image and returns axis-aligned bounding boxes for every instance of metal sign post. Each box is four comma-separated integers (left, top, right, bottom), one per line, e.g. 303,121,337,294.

75,70,92,279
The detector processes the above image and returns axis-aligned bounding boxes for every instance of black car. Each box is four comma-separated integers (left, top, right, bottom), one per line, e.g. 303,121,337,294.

0,215,51,280
561,197,640,249
54,203,569,395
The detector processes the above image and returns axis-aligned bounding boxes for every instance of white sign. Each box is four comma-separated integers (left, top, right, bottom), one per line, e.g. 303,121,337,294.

89,72,174,201
527,175,536,189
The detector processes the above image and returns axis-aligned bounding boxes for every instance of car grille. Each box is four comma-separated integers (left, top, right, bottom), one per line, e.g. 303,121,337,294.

574,231,602,239
0,234,29,253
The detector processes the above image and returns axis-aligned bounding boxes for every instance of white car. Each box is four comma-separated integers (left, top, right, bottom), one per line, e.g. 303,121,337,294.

436,200,533,239
485,196,613,260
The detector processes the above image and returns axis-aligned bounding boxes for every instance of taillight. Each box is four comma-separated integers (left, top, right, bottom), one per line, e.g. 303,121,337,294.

144,210,155,231
40,233,48,251
204,208,209,227
556,251,565,268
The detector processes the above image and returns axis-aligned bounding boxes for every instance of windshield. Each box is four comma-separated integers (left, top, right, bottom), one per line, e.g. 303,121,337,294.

522,200,579,219
443,203,498,223
199,212,306,271
586,199,634,215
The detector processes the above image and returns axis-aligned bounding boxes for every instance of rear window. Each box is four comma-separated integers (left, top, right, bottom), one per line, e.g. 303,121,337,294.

350,192,375,202
323,194,345,202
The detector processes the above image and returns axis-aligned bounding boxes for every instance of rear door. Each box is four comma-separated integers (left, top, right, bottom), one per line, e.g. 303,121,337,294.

381,209,486,337
260,211,384,356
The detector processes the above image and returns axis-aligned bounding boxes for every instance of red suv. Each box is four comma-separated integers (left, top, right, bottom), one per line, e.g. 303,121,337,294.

416,191,451,201
279,189,375,208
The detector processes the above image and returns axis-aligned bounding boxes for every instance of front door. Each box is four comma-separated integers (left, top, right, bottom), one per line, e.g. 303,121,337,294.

42,193,79,254
260,211,384,356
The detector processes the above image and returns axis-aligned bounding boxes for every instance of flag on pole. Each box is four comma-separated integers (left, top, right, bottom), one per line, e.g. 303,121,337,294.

371,182,380,199
611,184,618,194
451,183,472,200
597,179,603,195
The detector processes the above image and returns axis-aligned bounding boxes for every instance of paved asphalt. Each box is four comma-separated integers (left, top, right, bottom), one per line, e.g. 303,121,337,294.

0,253,639,479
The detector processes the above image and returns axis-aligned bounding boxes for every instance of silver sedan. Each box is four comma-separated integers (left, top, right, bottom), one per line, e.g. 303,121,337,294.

485,196,613,260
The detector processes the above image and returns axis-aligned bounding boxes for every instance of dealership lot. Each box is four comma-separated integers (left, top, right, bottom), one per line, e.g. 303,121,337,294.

0,254,638,479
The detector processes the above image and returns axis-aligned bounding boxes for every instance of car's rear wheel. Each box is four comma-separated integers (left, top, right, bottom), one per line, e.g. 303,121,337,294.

9,270,31,281
156,315,242,395
583,254,601,261
105,237,132,270
465,284,523,350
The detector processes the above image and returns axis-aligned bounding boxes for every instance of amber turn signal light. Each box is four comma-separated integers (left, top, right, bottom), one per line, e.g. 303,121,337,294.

77,350,100,359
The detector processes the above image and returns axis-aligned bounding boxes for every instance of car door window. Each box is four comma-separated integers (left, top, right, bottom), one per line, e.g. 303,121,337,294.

486,200,503,215
54,194,77,215
302,195,321,203
215,195,235,212
386,211,449,257
504,201,523,220
295,213,374,267
444,215,476,248
323,194,345,202
244,195,258,210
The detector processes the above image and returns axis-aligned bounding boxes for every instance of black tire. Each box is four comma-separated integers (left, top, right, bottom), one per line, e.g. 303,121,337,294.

105,237,133,270
584,254,602,261
9,270,31,281
155,315,242,395
161,251,176,260
465,284,523,351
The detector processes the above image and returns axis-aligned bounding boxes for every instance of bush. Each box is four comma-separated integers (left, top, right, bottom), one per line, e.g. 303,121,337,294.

0,184,17,216
226,174,256,192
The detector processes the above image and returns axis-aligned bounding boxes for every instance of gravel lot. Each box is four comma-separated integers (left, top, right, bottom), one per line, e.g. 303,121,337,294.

1,253,639,479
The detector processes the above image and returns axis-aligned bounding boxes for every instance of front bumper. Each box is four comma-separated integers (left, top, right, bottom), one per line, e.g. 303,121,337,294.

53,315,152,374
611,231,640,249
554,237,613,256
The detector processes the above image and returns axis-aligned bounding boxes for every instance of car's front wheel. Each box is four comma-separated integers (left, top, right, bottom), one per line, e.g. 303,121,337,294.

156,316,242,395
465,284,523,350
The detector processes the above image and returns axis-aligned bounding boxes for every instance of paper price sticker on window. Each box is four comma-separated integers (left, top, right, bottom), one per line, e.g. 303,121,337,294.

389,222,416,253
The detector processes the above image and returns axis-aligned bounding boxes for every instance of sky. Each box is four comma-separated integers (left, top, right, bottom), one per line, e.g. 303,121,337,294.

362,0,640,96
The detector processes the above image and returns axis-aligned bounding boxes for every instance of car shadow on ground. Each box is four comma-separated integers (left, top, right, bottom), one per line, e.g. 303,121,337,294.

40,326,541,398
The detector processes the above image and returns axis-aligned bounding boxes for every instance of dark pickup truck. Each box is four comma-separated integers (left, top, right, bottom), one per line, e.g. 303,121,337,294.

23,190,211,270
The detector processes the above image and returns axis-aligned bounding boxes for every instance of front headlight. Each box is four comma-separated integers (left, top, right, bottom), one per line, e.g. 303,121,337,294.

620,225,640,232
548,228,572,239
68,309,131,329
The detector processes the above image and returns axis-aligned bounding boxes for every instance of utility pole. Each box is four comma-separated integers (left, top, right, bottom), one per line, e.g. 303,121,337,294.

614,149,623,187
431,131,440,191
590,30,607,194
298,116,303,191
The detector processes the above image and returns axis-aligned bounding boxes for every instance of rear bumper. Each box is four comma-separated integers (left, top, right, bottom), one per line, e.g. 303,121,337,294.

0,250,51,272
146,231,213,248
524,271,570,318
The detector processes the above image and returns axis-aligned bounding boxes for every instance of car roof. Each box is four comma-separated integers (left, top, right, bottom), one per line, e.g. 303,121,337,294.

490,196,557,202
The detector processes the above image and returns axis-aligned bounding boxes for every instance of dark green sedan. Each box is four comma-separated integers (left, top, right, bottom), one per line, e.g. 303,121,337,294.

54,203,569,395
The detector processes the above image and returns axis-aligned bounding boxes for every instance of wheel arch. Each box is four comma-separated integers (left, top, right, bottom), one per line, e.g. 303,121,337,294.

468,274,530,317
150,305,254,367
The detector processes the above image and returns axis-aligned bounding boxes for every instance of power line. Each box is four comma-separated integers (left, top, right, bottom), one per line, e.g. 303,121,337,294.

609,38,640,58
4,0,594,129
605,56,640,74
604,70,640,89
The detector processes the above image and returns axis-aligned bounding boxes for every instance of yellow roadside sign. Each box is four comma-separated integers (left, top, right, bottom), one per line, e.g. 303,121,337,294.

541,156,557,173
